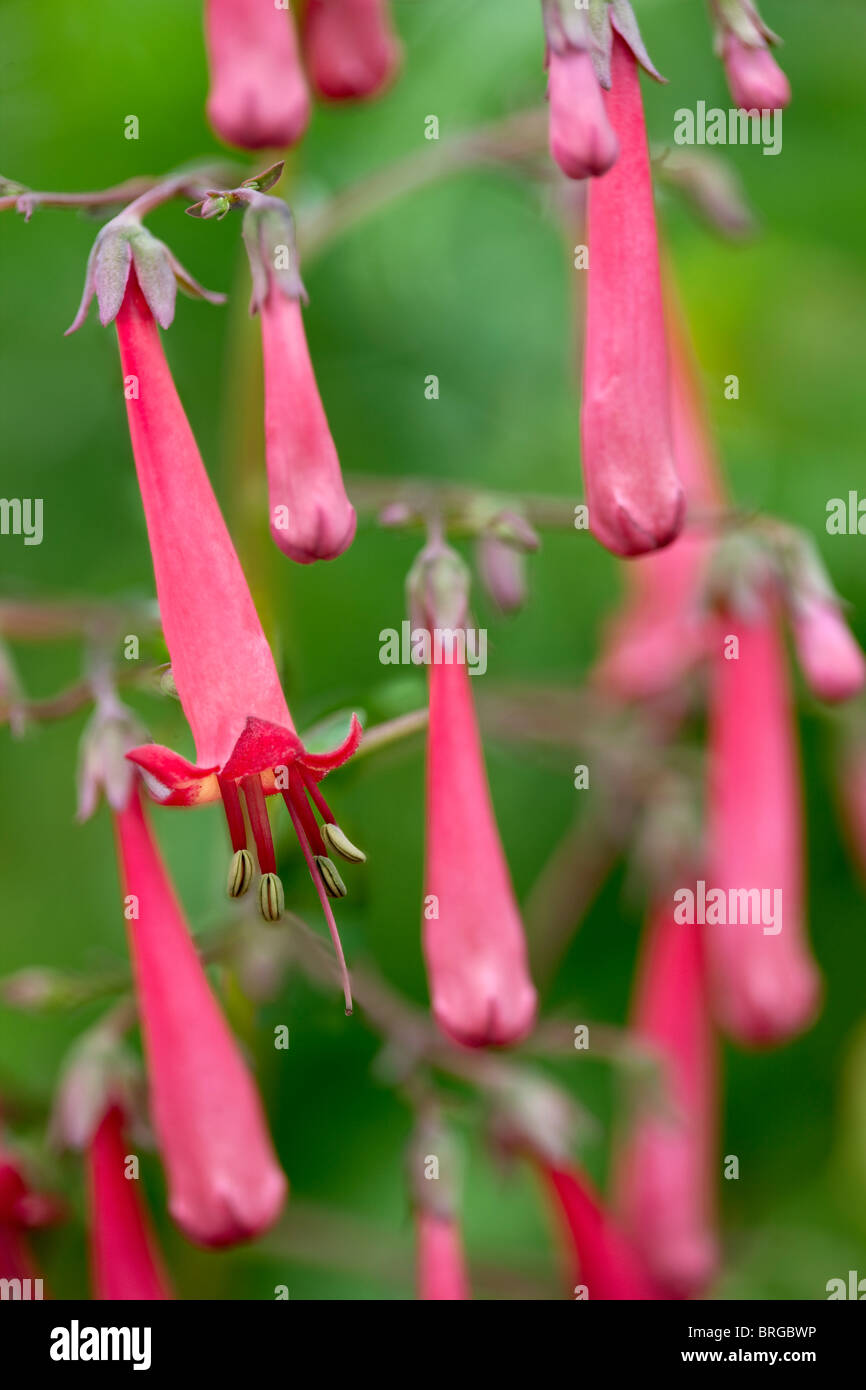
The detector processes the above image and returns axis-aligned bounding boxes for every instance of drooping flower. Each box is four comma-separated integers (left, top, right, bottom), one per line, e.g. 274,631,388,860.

790,593,866,705
721,32,790,111
411,541,536,1047
303,0,401,103
69,231,364,1008
87,1102,170,1300
416,1211,470,1301
541,0,618,180
581,34,684,556
114,784,288,1246
203,0,310,149
540,1162,666,1300
409,1116,470,1300
237,189,356,562
614,902,718,1298
705,601,821,1045
596,286,723,698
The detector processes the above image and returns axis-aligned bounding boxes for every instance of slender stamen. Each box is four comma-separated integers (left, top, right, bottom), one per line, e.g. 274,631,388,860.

288,770,326,856
241,773,277,874
283,790,353,1015
219,776,248,852
301,770,335,824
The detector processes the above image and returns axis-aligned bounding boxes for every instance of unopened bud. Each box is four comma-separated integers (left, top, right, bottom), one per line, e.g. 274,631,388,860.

406,540,471,633
320,822,366,864
258,872,285,923
227,848,254,898
315,855,348,899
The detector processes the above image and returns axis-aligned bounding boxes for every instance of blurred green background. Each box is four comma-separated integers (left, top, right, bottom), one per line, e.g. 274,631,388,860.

2,0,866,1299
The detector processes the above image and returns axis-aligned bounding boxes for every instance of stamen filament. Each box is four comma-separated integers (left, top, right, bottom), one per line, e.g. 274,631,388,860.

301,770,335,825
289,770,326,856
219,776,248,853
241,773,277,875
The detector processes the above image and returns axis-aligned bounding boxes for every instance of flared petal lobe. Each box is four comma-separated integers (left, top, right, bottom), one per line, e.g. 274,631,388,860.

424,658,536,1048
204,0,310,149
581,36,684,556
260,287,356,563
114,788,287,1246
115,273,292,769
706,611,821,1045
88,1104,171,1300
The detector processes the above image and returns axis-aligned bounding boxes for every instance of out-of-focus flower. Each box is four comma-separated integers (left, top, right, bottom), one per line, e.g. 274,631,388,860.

410,541,536,1046
87,1103,170,1300
790,594,866,705
114,785,287,1247
303,0,401,102
540,1162,666,1300
0,1134,62,1286
204,0,310,149
475,510,539,616
705,601,821,1045
408,1115,470,1300
415,1210,470,1301
711,1,790,111
581,35,684,556
595,288,723,699
614,902,718,1298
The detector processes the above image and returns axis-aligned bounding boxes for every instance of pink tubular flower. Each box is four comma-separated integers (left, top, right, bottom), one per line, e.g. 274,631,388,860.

614,903,718,1298
115,785,287,1246
581,35,684,556
721,33,790,112
706,605,821,1045
204,0,310,149
416,1211,470,1301
790,594,866,704
596,291,723,699
414,543,537,1047
547,45,618,181
303,0,401,103
72,251,364,1006
541,1163,666,1300
260,282,356,562
88,1103,171,1299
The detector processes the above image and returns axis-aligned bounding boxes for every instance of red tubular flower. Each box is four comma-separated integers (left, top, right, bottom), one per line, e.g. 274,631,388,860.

546,45,618,181
425,656,537,1046
540,1163,666,1300
596,291,723,698
706,605,821,1045
614,903,719,1298
303,0,401,102
260,283,356,562
98,268,362,1006
114,786,287,1247
87,1103,171,1299
416,1211,470,1301
204,0,310,149
416,543,536,1046
581,36,684,556
722,33,790,112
